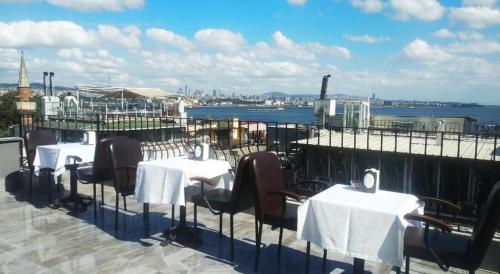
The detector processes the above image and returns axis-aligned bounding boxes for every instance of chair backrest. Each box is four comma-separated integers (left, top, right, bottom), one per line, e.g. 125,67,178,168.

108,138,143,194
467,181,500,268
23,129,57,169
92,136,130,183
228,154,254,214
250,151,286,221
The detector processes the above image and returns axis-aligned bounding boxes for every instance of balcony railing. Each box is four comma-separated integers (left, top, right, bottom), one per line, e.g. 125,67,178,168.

16,113,500,223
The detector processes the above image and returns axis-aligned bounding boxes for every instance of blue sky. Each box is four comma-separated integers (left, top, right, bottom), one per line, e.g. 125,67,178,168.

0,0,499,104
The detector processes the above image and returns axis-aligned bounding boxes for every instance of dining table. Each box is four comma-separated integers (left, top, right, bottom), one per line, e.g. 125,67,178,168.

32,142,96,208
134,156,233,245
297,184,423,273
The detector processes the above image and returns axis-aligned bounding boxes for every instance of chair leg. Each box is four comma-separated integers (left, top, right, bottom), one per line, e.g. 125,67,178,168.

57,175,61,193
115,192,119,231
93,182,97,219
278,226,283,255
405,256,410,274
47,173,52,203
29,172,33,199
123,196,127,211
193,204,198,245
101,183,105,205
219,213,223,238
230,214,234,262
254,220,263,272
305,241,311,274
322,249,327,272
171,205,175,228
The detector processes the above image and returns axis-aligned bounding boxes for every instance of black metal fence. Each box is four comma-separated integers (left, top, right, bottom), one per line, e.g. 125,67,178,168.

17,113,500,222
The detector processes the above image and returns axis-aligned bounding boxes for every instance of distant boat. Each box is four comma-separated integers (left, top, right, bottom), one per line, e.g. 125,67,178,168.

247,107,285,112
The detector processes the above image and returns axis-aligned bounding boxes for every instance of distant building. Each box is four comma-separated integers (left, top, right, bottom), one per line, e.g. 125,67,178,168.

213,89,217,97
16,52,36,116
371,115,476,133
371,93,376,101
343,101,370,128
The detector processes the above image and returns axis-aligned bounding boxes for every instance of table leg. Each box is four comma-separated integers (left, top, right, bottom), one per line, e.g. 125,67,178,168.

161,205,203,246
60,164,92,210
179,205,186,226
143,203,150,238
353,258,365,274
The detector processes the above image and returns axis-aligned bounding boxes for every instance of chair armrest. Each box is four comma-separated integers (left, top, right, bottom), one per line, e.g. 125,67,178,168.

268,190,304,202
404,213,452,233
300,179,329,189
190,176,217,187
115,166,137,172
419,197,461,213
190,176,222,215
67,155,82,163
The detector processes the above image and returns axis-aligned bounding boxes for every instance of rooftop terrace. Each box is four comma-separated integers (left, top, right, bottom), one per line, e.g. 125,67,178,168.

1,177,498,274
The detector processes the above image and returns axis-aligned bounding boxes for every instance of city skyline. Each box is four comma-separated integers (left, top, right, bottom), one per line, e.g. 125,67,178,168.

0,0,499,104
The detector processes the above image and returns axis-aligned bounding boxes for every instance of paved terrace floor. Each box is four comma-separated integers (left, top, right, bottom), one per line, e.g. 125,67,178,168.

0,176,497,274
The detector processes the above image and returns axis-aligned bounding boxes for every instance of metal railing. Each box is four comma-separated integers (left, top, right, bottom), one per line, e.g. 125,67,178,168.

16,113,500,222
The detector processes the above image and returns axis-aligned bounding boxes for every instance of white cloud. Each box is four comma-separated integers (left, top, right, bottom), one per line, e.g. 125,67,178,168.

432,28,484,40
194,28,247,53
0,20,97,48
447,40,500,54
342,34,390,43
350,0,384,13
307,42,352,59
432,28,455,39
0,0,144,12
450,6,500,28
390,0,446,21
287,0,307,6
270,31,351,61
95,25,141,49
403,39,453,64
462,0,497,7
47,0,143,12
145,28,193,50
0,21,142,49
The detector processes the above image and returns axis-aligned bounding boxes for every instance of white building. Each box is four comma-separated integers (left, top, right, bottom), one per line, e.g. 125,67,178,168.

343,101,370,129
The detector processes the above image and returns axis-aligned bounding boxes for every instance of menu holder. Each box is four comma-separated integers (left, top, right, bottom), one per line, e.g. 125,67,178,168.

361,168,379,193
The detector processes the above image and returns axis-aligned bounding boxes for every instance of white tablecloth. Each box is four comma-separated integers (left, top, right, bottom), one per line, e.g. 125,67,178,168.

33,143,96,176
134,157,233,205
297,184,422,267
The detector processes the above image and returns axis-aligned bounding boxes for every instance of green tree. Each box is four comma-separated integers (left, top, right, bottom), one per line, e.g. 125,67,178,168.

0,91,18,137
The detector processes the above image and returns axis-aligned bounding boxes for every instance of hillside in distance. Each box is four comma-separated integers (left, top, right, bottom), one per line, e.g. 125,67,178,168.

262,91,367,100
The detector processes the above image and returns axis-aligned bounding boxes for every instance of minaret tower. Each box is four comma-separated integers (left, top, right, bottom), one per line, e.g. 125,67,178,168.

16,51,36,116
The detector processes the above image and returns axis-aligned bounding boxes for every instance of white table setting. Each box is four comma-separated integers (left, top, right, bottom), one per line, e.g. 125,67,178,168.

134,145,233,244
32,142,96,208
297,171,423,273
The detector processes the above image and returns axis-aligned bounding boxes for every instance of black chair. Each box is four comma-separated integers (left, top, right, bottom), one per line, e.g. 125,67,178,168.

249,151,328,272
23,129,57,202
403,181,500,274
418,196,462,231
190,154,255,261
109,138,143,230
76,136,130,218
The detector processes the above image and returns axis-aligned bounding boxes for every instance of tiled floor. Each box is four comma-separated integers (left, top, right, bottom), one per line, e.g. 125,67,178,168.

0,176,495,274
